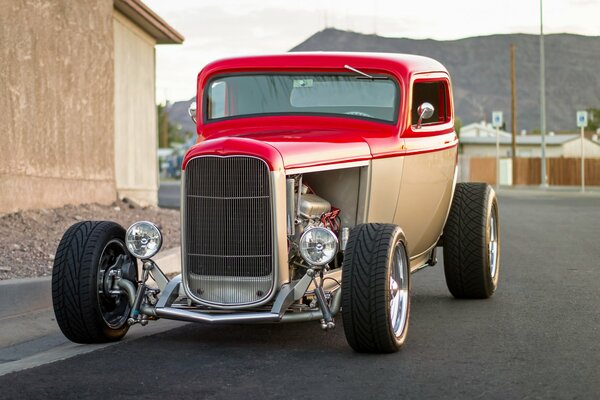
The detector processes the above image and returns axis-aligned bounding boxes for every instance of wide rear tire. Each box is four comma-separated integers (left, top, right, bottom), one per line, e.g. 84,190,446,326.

442,183,500,299
341,224,411,353
52,221,135,343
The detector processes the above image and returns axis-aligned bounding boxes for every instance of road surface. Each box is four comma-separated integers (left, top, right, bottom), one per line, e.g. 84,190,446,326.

158,181,181,209
2,190,600,399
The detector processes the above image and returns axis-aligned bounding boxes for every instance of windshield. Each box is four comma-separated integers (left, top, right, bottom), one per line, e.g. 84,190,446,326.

205,74,399,123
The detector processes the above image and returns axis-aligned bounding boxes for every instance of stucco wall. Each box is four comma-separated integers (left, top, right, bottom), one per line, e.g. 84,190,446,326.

113,10,158,206
0,0,115,213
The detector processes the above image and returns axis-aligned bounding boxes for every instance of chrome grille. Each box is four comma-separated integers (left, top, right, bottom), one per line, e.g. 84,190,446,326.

183,156,273,306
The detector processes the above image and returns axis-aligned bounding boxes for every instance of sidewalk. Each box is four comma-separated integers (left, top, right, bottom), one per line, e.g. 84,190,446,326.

495,184,600,197
0,246,185,376
0,246,182,348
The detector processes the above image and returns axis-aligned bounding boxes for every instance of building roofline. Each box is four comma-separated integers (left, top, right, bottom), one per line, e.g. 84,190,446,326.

461,122,512,137
114,0,184,44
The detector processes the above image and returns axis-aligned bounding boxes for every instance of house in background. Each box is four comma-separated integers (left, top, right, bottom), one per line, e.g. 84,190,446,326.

0,0,183,213
459,122,600,158
457,122,600,186
460,122,512,139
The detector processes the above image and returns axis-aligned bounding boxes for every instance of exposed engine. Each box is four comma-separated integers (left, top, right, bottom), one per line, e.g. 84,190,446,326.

287,175,344,280
298,187,338,231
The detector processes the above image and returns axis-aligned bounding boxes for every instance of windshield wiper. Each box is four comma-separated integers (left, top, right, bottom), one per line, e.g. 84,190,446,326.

344,65,389,80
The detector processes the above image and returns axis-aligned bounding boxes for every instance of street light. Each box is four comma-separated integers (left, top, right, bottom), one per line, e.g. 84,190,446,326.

540,0,548,187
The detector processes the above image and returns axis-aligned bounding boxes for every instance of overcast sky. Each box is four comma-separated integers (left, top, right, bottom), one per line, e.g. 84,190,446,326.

144,0,600,103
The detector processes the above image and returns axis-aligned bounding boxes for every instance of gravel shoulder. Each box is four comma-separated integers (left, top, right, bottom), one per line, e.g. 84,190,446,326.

0,200,180,280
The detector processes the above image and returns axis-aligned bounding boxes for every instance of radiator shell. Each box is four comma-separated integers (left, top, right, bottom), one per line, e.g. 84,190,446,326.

181,156,276,307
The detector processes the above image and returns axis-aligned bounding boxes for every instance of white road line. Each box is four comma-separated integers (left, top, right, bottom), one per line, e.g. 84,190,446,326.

0,319,188,377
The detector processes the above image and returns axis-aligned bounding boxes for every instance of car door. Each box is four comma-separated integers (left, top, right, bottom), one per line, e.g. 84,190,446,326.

393,73,458,267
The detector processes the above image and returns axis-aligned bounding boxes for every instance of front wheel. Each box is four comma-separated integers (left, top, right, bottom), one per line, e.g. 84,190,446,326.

341,224,411,353
52,221,136,343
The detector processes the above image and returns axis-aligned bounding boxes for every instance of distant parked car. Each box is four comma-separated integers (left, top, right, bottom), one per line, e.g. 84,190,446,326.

52,53,500,353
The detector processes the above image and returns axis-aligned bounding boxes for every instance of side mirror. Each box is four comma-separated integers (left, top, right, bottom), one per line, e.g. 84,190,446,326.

188,101,197,123
416,102,434,129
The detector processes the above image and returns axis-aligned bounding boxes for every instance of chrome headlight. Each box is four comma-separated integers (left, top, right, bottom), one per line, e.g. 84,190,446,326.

299,227,338,266
125,221,162,259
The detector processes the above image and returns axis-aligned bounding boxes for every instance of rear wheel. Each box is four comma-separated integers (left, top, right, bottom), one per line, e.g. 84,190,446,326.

342,224,410,353
442,183,500,299
52,221,136,343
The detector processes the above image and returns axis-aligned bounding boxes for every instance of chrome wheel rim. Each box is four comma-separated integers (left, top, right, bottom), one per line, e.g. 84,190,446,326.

97,239,131,329
389,242,409,337
488,210,499,279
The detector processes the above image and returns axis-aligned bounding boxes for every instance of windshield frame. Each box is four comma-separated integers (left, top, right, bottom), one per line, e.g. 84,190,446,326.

202,72,401,126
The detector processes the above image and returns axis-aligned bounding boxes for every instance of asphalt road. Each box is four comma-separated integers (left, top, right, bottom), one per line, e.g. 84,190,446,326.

158,181,181,209
2,190,600,399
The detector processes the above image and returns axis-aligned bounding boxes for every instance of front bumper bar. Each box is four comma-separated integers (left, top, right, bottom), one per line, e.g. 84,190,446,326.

126,268,341,325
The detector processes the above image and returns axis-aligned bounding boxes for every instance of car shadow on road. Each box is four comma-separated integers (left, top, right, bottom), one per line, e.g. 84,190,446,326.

155,317,349,350
144,288,471,357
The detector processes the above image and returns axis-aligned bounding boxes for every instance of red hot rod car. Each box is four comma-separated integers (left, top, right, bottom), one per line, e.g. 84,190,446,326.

52,53,500,353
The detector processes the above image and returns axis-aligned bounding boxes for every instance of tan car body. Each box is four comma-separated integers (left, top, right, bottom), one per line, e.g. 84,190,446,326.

182,53,459,305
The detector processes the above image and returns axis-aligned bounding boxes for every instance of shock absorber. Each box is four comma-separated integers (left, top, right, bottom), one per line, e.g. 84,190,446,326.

128,261,153,325
311,270,335,330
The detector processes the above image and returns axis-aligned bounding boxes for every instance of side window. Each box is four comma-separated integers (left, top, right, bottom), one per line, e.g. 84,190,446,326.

411,81,450,126
208,81,227,119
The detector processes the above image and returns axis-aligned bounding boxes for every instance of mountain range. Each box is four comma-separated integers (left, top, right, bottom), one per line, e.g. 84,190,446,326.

292,29,600,132
168,29,600,134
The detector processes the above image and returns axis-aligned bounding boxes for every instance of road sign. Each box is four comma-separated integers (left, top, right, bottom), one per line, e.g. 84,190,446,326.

577,111,588,128
492,111,503,128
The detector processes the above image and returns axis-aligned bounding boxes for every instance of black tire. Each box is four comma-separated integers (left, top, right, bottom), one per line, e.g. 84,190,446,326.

52,221,135,343
341,224,411,353
442,183,500,299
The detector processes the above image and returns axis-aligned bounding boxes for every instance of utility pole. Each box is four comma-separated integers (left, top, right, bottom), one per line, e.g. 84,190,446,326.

540,0,548,186
492,111,503,191
581,123,585,193
496,125,501,191
510,43,517,185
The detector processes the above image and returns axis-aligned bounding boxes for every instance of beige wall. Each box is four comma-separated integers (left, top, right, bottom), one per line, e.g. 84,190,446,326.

0,0,116,213
113,10,158,206
462,140,600,159
461,143,565,158
562,138,600,158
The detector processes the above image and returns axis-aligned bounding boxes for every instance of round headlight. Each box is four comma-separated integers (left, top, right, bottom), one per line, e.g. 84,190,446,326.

125,221,162,259
299,227,338,266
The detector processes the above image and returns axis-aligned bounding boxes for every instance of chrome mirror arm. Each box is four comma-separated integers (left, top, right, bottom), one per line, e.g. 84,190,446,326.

416,102,435,129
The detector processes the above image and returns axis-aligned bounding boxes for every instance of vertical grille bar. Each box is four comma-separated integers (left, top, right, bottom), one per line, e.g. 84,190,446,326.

183,156,273,306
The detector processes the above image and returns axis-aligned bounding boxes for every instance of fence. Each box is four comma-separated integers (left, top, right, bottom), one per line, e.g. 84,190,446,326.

463,157,600,186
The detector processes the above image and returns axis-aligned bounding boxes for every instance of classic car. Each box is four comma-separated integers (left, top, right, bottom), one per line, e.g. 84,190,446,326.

51,53,500,353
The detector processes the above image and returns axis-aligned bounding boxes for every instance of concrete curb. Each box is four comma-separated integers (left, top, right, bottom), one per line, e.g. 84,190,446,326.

0,277,52,319
0,247,182,320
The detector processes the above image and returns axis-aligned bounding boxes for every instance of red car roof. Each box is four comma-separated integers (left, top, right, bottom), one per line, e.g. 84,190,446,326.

198,52,448,82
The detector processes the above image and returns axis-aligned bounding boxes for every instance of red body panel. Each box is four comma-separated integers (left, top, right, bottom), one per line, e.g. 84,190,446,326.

182,136,284,171
182,52,457,171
